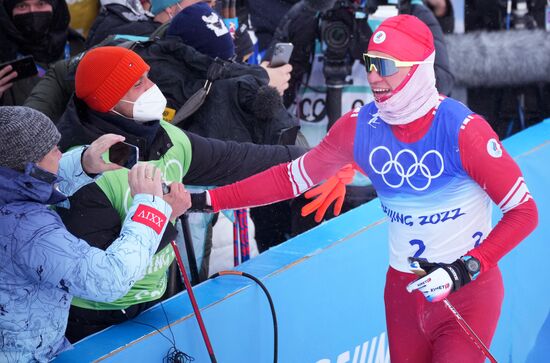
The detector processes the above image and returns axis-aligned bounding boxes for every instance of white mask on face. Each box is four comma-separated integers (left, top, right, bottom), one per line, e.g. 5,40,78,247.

120,84,167,123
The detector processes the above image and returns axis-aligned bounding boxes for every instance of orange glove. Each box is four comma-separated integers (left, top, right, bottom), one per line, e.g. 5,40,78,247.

301,164,355,223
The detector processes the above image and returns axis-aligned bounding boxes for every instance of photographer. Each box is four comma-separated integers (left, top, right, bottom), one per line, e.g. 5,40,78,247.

0,106,181,362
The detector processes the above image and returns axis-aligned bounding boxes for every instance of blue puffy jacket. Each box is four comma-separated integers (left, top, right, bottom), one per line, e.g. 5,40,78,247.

0,147,172,362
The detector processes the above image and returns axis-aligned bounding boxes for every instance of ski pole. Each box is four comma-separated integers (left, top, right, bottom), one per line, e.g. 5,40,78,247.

237,209,250,263
441,298,497,363
170,241,217,363
410,266,498,363
232,211,239,266
233,209,250,266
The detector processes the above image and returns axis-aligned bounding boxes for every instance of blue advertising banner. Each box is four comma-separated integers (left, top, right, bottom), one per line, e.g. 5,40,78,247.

55,120,550,363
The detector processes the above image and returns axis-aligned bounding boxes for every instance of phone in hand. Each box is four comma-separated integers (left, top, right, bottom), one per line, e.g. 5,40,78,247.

162,181,171,194
0,55,38,82
109,141,139,169
270,42,294,67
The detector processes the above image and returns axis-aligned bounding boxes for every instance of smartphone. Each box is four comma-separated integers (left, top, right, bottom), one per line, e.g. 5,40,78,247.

270,42,294,67
162,182,171,195
109,141,139,169
0,55,38,82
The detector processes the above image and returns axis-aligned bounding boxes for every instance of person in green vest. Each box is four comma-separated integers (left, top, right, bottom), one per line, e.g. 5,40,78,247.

55,45,307,341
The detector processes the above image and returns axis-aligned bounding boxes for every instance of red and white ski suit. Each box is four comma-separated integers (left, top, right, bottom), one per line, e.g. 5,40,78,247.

208,96,538,362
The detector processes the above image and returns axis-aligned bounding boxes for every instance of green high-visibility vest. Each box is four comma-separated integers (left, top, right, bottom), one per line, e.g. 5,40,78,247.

72,121,192,310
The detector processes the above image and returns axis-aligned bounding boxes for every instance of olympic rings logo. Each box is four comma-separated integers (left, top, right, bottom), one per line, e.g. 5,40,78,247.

368,146,444,191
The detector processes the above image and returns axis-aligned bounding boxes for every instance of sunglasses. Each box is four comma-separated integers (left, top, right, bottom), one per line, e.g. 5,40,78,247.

362,53,433,77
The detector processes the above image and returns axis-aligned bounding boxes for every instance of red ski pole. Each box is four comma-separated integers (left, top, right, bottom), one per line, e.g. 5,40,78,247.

170,241,217,363
442,298,498,363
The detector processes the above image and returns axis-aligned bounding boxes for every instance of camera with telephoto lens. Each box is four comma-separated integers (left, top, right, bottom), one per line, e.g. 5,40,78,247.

319,0,411,87
320,0,373,128
320,0,408,128
320,0,372,88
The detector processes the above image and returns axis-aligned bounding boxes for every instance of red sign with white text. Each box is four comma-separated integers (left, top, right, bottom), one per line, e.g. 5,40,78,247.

132,204,166,235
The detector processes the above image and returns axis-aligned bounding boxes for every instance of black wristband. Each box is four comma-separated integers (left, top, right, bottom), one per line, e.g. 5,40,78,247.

442,259,472,292
80,147,100,179
189,192,214,213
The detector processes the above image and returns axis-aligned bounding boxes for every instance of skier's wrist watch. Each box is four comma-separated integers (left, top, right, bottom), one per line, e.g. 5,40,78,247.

461,255,481,280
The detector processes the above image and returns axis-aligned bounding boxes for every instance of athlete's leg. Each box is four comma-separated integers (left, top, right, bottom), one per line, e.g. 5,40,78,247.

384,267,432,363
429,267,504,363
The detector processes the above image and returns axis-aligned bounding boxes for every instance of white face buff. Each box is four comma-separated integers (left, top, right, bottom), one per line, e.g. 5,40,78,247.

375,52,439,126
120,84,167,123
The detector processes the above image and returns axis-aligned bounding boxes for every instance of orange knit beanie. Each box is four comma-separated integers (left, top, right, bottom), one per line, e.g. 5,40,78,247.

75,47,150,113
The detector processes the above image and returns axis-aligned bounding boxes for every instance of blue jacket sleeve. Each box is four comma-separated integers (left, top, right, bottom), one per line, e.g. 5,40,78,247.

56,146,96,198
17,194,173,302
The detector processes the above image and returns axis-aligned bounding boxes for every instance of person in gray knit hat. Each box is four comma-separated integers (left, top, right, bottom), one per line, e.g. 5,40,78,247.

0,105,190,362
0,106,61,171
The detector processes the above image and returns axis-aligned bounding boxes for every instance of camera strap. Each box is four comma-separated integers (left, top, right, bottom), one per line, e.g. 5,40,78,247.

171,59,225,127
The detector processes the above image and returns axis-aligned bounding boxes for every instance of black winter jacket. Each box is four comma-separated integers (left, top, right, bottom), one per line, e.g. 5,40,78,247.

138,37,299,145
0,0,84,106
247,0,299,51
85,3,160,48
55,97,305,339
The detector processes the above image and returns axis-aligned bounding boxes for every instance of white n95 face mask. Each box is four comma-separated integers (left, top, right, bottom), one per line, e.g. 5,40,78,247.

120,84,167,123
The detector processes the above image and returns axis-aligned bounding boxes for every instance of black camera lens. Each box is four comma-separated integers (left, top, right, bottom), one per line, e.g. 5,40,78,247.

322,21,351,52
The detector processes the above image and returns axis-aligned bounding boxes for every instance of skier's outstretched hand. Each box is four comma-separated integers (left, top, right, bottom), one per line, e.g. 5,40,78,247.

301,164,355,223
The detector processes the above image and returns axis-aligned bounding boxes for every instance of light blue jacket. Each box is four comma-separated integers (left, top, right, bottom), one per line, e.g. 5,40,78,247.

0,147,172,362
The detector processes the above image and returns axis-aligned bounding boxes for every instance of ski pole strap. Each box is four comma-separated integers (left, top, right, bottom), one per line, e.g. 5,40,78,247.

171,59,225,126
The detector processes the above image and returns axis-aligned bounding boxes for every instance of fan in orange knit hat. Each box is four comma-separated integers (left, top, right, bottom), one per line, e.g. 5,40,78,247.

75,46,150,113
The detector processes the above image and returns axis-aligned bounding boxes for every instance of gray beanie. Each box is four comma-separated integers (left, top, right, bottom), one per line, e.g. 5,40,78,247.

0,106,61,171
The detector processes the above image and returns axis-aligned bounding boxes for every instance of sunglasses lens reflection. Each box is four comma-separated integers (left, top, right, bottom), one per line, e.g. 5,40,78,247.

363,55,399,77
